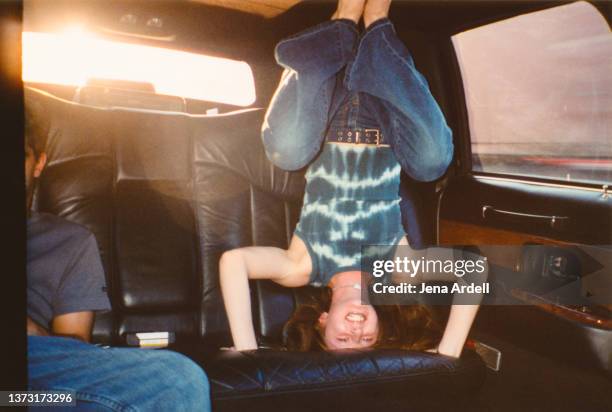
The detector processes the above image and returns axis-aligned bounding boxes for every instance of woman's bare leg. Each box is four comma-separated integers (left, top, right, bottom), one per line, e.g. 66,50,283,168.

364,0,391,28
332,0,366,23
219,235,312,350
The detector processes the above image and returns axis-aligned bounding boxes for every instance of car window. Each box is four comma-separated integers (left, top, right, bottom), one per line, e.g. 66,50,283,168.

22,28,256,107
452,1,611,186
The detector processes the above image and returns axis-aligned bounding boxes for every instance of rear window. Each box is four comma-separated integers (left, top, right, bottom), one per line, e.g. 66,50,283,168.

22,29,256,107
452,1,611,186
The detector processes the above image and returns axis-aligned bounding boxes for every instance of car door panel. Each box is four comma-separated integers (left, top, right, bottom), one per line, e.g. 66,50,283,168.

438,1,612,374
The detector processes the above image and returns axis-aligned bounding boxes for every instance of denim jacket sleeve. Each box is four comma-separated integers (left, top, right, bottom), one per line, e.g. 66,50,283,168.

262,19,359,171
345,19,454,182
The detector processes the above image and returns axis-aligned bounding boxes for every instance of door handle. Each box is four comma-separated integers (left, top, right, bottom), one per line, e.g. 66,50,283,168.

482,205,568,229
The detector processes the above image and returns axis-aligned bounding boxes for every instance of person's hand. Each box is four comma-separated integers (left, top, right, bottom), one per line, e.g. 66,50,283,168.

437,342,461,358
27,317,49,336
425,343,462,358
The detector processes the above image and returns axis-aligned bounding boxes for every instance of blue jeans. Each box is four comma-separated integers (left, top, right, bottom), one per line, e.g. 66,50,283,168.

28,336,211,412
261,18,453,182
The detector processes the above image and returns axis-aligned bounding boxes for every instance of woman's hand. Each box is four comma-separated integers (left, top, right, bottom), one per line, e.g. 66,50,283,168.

436,304,480,358
437,343,461,358
425,345,461,358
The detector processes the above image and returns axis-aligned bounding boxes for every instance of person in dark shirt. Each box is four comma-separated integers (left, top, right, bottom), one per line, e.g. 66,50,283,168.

25,102,211,411
24,100,110,342
27,211,111,341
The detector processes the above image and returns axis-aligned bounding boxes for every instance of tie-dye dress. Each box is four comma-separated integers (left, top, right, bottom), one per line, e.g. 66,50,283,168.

294,141,407,286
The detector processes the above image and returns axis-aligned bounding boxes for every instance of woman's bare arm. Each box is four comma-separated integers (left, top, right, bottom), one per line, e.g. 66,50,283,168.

436,305,479,357
392,242,487,357
219,238,311,350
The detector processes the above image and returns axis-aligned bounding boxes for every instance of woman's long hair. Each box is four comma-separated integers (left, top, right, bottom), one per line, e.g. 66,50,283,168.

283,287,442,351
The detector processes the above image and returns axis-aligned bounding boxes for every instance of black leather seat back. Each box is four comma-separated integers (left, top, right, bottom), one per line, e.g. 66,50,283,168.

192,111,304,345
34,90,115,283
114,110,197,311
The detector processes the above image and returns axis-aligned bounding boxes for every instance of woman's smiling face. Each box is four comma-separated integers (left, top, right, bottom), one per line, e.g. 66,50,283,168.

319,298,379,349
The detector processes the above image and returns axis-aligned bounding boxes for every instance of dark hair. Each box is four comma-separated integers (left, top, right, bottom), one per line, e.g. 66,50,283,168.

283,287,442,351
25,101,50,157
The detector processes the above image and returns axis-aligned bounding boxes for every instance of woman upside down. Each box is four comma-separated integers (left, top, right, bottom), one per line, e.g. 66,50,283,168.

220,0,481,356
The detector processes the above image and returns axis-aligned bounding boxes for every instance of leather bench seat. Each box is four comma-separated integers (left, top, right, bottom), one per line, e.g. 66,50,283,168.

28,86,486,411
181,348,485,412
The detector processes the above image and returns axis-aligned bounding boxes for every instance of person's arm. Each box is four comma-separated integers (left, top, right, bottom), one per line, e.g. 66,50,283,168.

51,311,94,342
262,19,359,171
219,250,258,350
346,18,453,182
437,305,479,357
220,243,310,350
392,245,488,357
28,312,94,342
438,248,488,357
27,316,50,337
52,231,111,342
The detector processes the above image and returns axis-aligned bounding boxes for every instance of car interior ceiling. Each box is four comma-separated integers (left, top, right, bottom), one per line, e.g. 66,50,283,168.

23,0,611,411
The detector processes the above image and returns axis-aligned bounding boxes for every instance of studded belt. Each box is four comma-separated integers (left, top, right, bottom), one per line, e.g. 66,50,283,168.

325,128,389,146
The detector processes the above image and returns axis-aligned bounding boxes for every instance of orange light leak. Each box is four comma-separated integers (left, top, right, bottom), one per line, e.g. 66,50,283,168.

22,29,256,107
